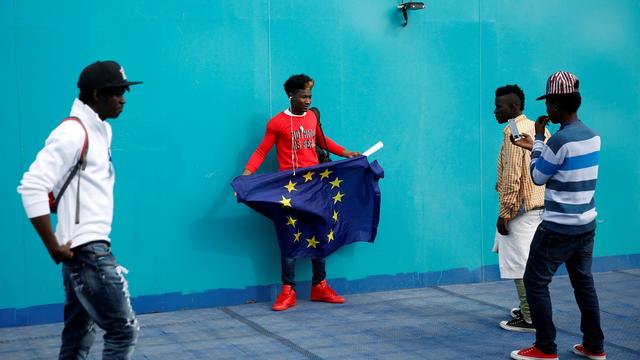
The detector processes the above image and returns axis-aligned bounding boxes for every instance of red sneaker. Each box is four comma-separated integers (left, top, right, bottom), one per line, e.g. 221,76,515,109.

310,280,345,303
272,285,296,311
510,345,558,360
572,344,606,360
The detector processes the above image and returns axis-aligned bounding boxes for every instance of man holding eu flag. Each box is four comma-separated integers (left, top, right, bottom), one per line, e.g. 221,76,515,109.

239,74,362,311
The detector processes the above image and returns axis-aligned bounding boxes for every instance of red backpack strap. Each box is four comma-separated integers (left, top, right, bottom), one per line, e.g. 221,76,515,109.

61,117,89,167
49,117,89,223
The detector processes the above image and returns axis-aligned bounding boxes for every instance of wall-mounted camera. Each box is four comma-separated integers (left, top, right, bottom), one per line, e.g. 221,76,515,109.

397,1,425,27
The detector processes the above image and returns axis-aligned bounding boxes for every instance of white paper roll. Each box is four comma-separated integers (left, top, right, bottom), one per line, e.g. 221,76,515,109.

363,141,384,156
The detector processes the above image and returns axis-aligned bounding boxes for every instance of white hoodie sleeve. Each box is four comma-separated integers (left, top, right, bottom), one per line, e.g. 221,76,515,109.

17,121,86,218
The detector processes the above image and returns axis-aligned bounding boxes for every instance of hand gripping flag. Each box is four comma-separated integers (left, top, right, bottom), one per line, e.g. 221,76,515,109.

232,156,384,258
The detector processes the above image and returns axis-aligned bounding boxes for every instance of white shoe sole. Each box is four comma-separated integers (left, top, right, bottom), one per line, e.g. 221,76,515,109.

500,320,536,333
572,345,606,360
510,349,558,360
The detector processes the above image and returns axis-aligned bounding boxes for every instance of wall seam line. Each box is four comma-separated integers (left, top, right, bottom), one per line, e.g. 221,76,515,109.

478,0,485,283
267,0,273,117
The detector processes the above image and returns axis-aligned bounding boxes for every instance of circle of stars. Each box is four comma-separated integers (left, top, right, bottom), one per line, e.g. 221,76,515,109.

278,167,346,250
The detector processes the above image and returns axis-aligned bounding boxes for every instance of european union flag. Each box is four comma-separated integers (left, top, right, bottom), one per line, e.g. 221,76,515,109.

232,156,384,258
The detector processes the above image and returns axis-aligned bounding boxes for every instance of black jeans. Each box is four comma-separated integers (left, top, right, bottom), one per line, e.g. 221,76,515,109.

281,256,326,288
524,225,604,354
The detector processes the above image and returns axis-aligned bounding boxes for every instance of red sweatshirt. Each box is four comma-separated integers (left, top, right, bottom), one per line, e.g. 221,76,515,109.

245,109,345,172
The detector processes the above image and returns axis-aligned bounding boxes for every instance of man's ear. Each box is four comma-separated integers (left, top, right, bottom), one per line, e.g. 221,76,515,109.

91,89,100,102
508,102,517,113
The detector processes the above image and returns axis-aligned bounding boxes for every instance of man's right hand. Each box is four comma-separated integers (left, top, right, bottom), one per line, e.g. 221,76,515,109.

49,241,74,264
510,133,533,151
30,215,73,265
341,150,361,158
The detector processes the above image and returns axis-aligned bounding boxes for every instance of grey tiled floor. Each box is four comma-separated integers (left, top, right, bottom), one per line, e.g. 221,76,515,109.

1,269,638,359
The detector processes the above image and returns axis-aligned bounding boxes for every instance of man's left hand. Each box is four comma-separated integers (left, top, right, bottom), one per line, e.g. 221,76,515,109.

496,216,510,236
535,116,549,136
342,150,361,158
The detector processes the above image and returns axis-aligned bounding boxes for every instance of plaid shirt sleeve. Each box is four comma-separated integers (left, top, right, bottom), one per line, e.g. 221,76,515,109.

497,131,525,219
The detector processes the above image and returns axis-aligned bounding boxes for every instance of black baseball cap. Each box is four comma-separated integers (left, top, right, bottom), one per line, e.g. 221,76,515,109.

77,60,142,91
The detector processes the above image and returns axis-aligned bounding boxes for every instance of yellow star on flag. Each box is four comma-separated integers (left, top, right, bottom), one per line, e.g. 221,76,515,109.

332,210,339,222
293,230,302,242
332,191,344,204
329,177,343,189
327,230,334,242
286,216,297,227
302,171,315,182
284,180,297,193
319,169,332,180
306,235,320,248
279,195,292,207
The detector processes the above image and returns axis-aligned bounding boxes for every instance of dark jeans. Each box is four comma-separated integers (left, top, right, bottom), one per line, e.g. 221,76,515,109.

281,256,326,288
59,241,138,360
524,225,604,355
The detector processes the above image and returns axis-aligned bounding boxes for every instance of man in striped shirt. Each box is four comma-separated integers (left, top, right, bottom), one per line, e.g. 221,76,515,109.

509,72,606,360
493,84,549,333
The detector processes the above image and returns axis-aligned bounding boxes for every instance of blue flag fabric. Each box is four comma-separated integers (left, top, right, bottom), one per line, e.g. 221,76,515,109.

232,156,384,259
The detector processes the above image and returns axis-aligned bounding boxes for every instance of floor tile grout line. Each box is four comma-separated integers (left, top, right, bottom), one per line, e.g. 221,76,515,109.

433,286,640,356
0,318,207,344
0,334,59,344
221,307,324,360
613,269,640,278
1,276,637,357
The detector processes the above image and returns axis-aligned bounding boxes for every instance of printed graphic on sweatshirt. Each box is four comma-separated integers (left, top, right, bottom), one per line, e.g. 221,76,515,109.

290,128,316,150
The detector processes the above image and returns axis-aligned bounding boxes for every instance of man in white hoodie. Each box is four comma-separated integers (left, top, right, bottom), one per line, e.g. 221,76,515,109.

18,60,142,360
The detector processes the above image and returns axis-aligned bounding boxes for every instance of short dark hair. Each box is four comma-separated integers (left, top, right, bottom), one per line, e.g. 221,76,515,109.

78,89,93,104
284,74,314,95
495,84,525,111
546,92,582,113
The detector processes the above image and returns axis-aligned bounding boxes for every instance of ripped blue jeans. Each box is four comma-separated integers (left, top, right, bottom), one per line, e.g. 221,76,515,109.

60,241,138,360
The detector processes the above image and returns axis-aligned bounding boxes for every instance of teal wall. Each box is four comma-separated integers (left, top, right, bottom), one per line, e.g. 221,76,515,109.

2,0,639,325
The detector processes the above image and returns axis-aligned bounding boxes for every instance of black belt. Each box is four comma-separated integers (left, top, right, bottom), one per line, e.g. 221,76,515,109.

531,206,544,210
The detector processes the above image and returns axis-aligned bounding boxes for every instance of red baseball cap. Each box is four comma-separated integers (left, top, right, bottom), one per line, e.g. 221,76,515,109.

536,71,579,100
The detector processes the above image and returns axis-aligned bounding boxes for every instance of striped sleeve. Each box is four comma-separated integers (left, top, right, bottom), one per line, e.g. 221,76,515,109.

530,138,563,186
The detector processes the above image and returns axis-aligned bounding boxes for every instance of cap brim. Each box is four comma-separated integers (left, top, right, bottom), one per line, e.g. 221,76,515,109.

536,94,547,100
102,81,143,88
121,81,142,87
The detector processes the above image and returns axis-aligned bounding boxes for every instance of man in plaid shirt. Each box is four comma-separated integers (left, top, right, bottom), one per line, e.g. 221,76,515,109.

492,84,550,333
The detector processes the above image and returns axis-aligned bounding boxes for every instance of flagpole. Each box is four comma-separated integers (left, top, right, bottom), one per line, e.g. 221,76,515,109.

363,141,384,156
